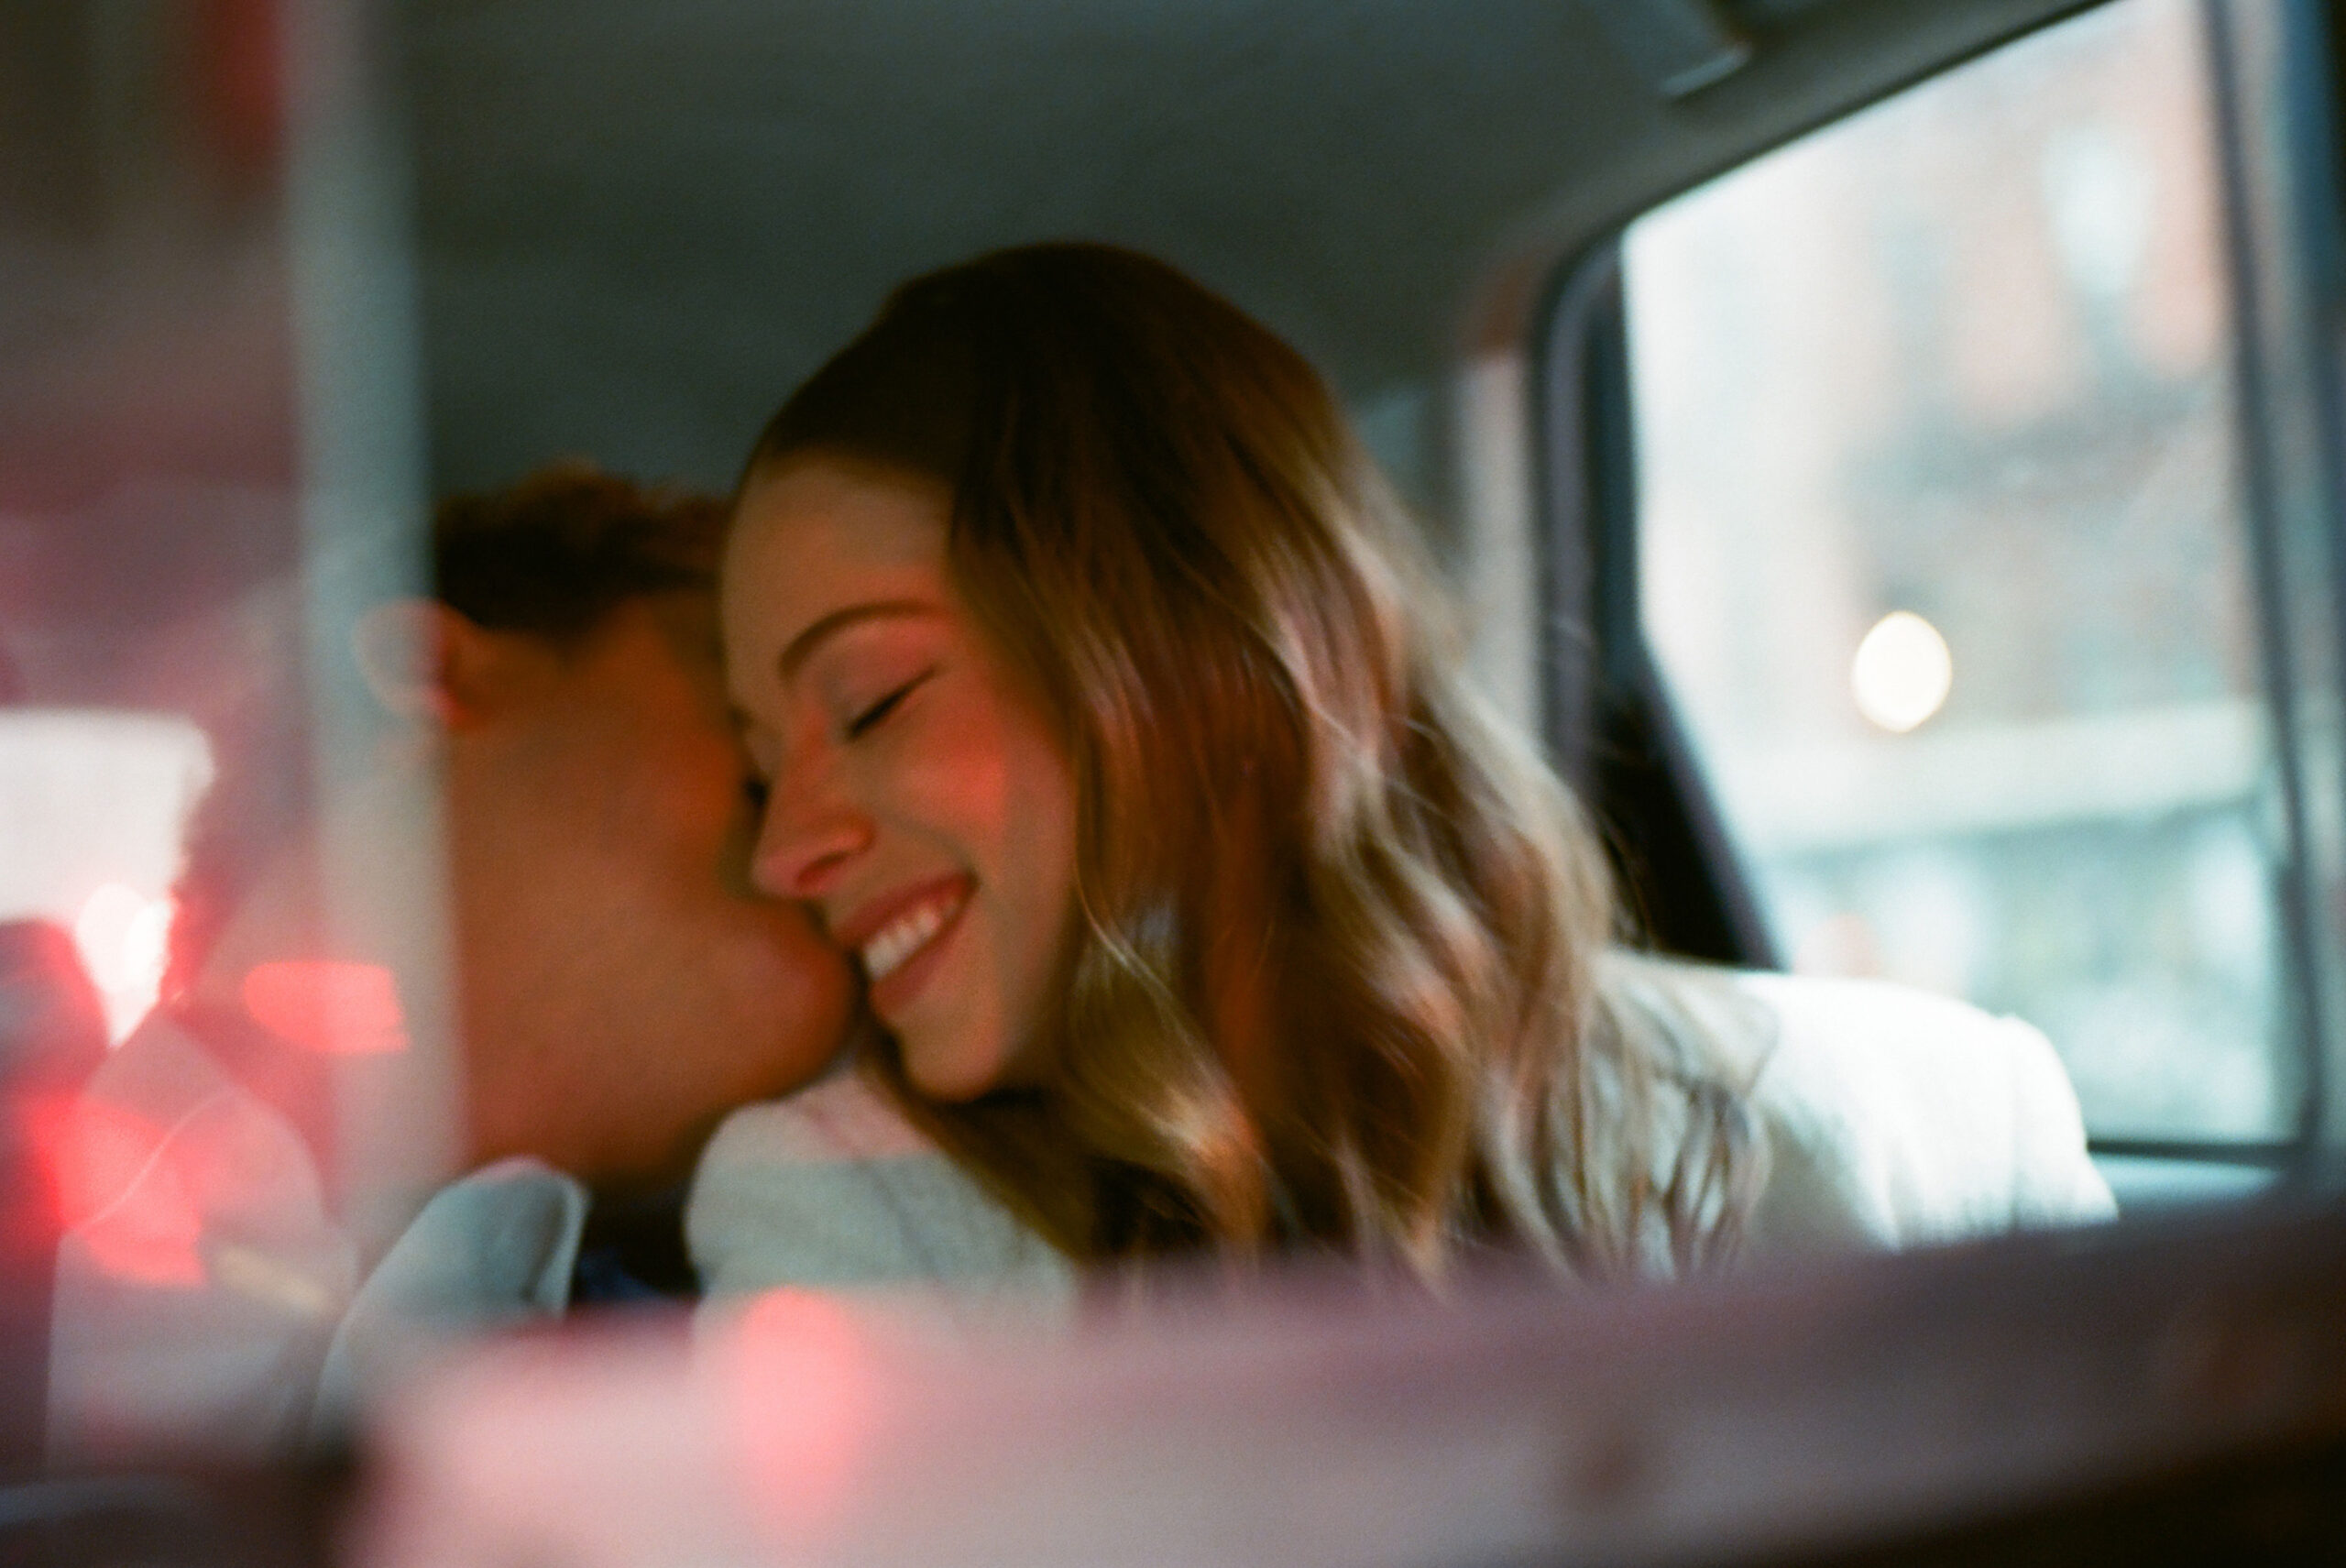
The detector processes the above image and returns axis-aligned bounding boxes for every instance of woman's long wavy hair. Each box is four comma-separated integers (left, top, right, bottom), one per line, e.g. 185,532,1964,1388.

744,243,1762,1280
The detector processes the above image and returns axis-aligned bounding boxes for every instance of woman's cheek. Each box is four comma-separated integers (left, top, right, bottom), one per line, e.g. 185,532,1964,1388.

893,700,1014,828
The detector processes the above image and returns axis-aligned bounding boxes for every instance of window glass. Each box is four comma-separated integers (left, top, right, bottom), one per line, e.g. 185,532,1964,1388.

2,0,449,1473
1624,0,2293,1142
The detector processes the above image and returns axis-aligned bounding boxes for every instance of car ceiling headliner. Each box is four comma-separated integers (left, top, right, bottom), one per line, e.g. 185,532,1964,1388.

404,0,2087,495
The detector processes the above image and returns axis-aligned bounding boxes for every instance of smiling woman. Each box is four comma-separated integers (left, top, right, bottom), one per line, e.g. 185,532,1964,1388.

718,243,1764,1276
705,243,2117,1295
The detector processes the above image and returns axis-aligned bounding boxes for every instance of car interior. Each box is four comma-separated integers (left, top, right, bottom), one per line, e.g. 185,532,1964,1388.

5,0,2346,1560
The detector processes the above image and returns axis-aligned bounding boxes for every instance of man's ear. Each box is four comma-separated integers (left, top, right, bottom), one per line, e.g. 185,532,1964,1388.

351,600,525,730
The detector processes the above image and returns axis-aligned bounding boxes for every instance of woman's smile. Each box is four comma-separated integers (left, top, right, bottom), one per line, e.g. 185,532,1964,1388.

836,872,972,1009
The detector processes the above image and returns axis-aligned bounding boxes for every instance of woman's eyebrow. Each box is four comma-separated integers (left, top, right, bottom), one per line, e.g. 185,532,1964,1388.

775,599,942,685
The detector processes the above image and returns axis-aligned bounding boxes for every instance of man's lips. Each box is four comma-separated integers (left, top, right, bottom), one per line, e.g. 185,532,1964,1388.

832,874,974,982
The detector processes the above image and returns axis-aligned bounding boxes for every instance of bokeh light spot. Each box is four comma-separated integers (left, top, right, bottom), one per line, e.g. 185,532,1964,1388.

1851,611,1954,733
72,883,176,1044
726,1289,878,1542
241,959,410,1055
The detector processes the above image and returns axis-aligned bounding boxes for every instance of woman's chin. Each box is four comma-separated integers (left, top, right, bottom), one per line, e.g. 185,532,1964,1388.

897,1032,1005,1102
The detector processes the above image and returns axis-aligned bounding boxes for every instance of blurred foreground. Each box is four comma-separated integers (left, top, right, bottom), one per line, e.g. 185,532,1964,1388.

14,1195,2342,1568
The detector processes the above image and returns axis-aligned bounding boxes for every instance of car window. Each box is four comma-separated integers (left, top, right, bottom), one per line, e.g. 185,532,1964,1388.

1619,0,2297,1146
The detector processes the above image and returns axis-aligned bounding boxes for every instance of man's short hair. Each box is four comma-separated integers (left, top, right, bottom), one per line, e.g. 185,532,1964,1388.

432,461,727,639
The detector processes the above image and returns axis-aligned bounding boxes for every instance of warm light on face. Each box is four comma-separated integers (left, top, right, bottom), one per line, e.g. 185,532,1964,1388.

1850,611,1954,733
72,883,176,1044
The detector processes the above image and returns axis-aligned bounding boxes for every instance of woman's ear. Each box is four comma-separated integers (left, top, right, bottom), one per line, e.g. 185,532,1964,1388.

351,600,522,730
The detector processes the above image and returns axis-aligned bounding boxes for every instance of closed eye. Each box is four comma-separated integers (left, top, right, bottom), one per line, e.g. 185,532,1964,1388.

845,668,935,740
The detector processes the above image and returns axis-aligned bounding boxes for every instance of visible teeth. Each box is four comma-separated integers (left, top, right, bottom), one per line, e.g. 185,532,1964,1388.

861,894,957,981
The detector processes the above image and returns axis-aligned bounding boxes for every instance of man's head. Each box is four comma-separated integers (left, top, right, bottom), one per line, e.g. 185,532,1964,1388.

186,463,854,1191
413,465,855,1188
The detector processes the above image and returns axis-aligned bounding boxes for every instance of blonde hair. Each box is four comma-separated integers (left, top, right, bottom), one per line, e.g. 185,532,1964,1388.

747,244,1760,1279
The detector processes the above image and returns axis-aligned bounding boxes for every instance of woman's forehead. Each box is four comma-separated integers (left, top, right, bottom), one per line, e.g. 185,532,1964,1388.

724,460,960,688
736,464,943,598
737,455,951,543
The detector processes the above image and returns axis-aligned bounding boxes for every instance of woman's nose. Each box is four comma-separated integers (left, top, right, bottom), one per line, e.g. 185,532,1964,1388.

750,761,873,900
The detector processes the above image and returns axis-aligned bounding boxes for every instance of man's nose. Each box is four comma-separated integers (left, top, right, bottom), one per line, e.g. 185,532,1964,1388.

750,761,873,901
